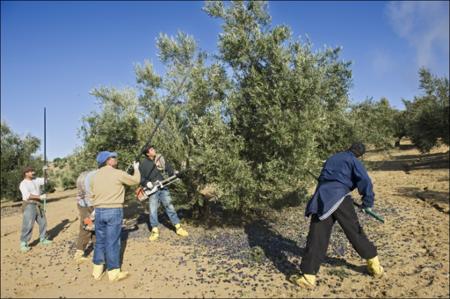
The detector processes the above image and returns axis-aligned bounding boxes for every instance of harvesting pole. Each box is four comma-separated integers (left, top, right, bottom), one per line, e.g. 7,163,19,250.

43,107,47,212
127,62,192,174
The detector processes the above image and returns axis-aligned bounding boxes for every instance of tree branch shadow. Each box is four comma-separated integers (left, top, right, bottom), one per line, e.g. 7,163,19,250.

30,217,77,246
397,187,449,204
366,151,449,172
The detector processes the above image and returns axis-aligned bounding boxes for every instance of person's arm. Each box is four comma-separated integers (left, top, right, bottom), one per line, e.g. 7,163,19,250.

19,182,40,201
353,159,375,208
28,194,42,201
119,162,141,186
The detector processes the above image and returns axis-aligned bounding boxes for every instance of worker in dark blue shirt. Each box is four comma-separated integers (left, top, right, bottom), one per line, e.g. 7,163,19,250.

292,143,384,289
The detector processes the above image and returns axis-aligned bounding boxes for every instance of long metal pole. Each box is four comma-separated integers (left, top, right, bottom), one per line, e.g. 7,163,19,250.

127,64,193,174
43,107,47,212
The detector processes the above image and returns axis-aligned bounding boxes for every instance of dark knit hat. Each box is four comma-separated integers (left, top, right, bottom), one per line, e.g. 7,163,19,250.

349,143,366,157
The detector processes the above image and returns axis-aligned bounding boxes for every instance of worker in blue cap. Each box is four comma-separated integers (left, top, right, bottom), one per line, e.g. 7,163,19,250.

90,151,140,282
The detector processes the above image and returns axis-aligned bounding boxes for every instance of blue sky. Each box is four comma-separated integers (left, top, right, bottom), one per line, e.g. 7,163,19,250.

1,1,449,160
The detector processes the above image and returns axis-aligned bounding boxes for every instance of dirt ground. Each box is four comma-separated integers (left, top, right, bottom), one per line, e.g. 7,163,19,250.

1,143,449,298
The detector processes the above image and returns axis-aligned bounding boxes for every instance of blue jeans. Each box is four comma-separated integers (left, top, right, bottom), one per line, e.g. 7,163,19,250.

93,208,122,270
20,202,47,243
149,189,180,228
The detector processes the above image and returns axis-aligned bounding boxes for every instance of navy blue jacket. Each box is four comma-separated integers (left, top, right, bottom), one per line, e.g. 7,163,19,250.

305,150,375,220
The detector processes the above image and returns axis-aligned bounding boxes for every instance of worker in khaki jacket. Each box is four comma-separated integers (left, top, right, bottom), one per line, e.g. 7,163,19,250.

90,151,140,282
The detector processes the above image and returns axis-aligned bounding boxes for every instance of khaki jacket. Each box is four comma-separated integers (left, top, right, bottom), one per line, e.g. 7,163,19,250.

91,165,140,208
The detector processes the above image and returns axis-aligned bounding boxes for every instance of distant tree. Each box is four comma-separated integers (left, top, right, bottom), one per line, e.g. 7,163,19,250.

349,97,399,148
403,68,449,152
1,122,42,200
392,110,408,147
80,87,140,169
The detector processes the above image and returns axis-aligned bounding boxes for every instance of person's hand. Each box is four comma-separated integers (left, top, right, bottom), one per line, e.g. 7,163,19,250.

146,181,154,189
39,194,47,201
133,161,140,170
42,165,48,172
174,170,180,177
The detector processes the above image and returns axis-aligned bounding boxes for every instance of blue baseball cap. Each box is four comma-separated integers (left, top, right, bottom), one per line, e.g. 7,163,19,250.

96,151,118,164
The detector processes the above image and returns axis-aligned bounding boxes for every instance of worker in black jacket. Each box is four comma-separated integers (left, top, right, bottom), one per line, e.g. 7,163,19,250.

139,145,188,241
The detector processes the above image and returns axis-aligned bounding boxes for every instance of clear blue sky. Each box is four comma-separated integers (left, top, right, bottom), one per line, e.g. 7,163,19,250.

2,1,449,160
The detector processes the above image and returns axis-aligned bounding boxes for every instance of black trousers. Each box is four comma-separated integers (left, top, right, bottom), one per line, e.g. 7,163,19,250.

300,195,377,275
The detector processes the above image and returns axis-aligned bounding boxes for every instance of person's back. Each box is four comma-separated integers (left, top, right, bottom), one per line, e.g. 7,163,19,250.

306,146,374,220
91,165,139,208
318,151,355,187
90,151,140,282
74,169,97,263
76,170,96,207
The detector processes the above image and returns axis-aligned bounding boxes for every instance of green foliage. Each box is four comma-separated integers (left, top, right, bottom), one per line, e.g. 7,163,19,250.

349,97,399,148
72,1,449,217
187,106,256,211
1,122,44,200
204,1,353,205
75,1,358,213
392,110,408,146
51,148,97,190
80,87,140,168
403,68,449,152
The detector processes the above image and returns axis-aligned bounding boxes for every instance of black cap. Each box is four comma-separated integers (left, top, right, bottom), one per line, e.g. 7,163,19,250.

349,143,366,157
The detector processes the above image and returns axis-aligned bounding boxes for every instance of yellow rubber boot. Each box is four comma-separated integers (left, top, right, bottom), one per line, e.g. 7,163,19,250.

149,227,159,241
108,269,129,282
367,256,384,277
92,264,105,280
293,274,316,289
74,250,88,264
175,224,189,237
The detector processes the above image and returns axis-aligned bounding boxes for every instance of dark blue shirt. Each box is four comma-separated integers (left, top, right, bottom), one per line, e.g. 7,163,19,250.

305,150,375,220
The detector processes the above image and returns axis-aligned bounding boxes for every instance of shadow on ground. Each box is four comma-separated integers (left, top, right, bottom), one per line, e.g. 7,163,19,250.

244,219,367,278
366,151,449,172
29,217,78,247
397,187,449,203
